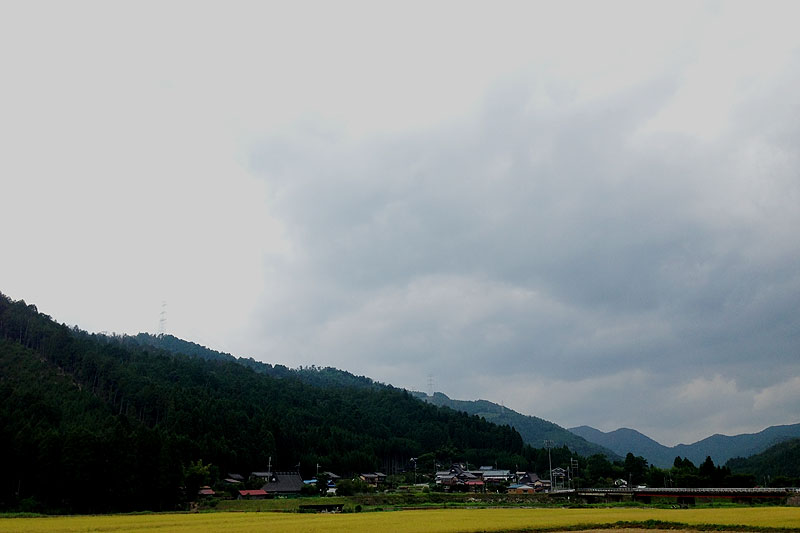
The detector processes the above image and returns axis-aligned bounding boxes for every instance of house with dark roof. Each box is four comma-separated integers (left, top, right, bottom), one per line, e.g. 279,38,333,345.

435,464,484,491
517,472,541,485
514,472,549,492
260,471,304,494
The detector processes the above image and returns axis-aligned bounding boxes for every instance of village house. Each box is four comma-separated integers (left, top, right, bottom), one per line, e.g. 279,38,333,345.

250,471,272,482
435,464,486,492
476,466,513,485
197,486,215,497
237,489,268,500
507,472,550,494
321,471,341,482
260,471,304,495
507,484,537,494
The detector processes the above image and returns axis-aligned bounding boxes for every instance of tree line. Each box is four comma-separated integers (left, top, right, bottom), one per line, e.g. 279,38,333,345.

576,452,757,489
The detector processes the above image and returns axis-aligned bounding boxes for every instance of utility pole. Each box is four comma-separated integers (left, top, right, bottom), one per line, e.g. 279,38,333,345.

570,458,579,489
544,440,553,492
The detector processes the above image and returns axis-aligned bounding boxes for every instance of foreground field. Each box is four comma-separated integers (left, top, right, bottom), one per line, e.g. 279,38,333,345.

2,507,799,533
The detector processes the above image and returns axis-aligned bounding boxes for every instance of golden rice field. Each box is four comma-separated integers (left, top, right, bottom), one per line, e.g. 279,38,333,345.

1,507,799,533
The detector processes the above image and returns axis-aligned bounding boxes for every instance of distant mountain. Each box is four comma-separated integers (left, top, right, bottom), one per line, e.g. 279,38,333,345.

416,392,620,460
676,425,800,467
569,424,800,468
726,438,800,479
569,426,677,467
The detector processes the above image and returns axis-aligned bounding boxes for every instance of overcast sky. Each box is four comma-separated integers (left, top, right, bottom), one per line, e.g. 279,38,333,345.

2,0,799,446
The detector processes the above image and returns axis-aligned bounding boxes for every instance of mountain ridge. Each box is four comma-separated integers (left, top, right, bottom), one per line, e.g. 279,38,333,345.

569,423,800,468
416,392,621,460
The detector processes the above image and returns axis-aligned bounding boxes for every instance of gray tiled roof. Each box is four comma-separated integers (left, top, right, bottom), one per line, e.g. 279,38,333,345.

261,472,304,493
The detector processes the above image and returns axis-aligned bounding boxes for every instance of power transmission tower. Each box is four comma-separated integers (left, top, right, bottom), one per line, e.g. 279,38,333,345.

158,301,167,337
427,374,434,397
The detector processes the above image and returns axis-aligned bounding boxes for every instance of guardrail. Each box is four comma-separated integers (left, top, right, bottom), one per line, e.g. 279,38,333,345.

578,487,798,495
572,487,798,503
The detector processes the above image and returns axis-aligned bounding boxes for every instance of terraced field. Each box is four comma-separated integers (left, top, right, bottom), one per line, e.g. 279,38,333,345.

1,507,799,533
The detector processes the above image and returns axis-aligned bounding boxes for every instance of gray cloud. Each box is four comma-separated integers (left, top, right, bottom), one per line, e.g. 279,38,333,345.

247,61,800,444
3,0,798,447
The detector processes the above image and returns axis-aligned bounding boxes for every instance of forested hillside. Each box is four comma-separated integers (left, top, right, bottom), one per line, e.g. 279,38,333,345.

133,336,617,459
727,438,800,486
126,332,380,389
0,292,551,513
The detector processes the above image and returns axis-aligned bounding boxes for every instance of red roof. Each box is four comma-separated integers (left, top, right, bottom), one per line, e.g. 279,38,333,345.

465,480,485,485
239,489,268,496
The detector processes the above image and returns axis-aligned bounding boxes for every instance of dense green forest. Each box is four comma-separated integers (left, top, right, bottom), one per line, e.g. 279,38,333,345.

726,438,800,486
126,332,381,390
0,292,555,513
135,335,616,458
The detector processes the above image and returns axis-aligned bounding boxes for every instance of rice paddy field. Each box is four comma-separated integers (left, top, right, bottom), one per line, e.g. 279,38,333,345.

1,507,799,533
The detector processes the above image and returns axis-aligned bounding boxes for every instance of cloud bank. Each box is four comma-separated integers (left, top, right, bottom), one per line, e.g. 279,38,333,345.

2,1,798,445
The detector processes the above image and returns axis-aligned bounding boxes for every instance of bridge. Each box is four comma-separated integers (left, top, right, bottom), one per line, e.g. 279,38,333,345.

572,487,798,505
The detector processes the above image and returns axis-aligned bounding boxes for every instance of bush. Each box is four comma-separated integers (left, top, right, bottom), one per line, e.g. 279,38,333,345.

336,479,374,496
300,484,319,496
18,498,42,514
